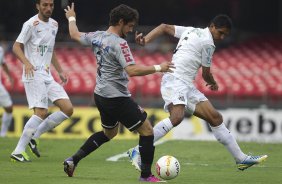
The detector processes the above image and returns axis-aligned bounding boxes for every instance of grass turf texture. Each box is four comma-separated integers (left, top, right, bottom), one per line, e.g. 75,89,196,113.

1,138,281,184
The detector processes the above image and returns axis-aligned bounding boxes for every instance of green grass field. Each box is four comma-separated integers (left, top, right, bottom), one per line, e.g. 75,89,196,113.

1,138,281,184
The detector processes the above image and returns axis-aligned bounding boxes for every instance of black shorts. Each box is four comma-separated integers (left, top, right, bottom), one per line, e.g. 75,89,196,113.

94,93,147,131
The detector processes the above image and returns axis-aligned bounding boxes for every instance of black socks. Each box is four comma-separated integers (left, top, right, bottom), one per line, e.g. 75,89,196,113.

139,135,155,178
72,131,110,165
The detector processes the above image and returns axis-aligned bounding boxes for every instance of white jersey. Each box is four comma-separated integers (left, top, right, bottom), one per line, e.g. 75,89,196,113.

16,14,58,82
170,26,215,84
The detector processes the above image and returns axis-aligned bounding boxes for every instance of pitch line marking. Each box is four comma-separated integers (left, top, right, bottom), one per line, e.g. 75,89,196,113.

106,139,169,162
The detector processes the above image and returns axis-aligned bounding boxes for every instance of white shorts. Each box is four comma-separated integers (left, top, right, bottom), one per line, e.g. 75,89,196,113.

161,74,208,115
24,79,69,109
0,83,12,107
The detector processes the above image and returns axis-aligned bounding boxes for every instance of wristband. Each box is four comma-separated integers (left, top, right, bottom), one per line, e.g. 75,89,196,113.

154,65,161,72
68,16,76,22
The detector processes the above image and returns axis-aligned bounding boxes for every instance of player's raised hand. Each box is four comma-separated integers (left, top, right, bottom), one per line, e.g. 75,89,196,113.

64,2,76,19
159,61,175,73
135,31,145,46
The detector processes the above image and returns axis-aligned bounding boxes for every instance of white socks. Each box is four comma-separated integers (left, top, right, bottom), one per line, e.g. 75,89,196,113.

0,112,13,137
211,123,247,163
135,118,174,152
153,118,174,142
13,115,43,154
32,111,69,139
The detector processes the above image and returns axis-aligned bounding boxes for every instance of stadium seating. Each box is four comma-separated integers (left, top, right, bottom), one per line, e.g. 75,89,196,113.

2,36,282,99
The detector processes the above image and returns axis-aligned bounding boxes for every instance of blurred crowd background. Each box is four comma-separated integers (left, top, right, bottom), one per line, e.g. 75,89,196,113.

1,0,282,109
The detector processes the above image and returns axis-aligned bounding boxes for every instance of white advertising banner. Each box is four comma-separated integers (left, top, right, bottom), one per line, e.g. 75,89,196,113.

171,108,282,143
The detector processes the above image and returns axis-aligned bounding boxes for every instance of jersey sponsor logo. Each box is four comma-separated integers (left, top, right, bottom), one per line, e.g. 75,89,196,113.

92,40,110,53
37,45,53,56
40,97,48,104
120,42,133,63
37,45,48,56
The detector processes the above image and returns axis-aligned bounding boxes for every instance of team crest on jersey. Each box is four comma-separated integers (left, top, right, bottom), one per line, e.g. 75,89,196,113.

33,21,39,26
40,97,48,104
120,42,133,63
178,96,185,102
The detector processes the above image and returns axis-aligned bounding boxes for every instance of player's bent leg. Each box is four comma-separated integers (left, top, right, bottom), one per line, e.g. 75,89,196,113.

63,130,111,177
151,104,184,143
135,120,164,182
12,114,43,161
32,111,69,140
194,101,256,167
130,120,154,172
54,98,73,117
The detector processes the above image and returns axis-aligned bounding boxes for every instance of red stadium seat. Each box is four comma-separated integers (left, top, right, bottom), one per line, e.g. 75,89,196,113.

3,36,281,99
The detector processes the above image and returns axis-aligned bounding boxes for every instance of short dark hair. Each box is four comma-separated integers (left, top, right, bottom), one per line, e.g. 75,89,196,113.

35,0,54,5
210,14,233,30
109,4,139,26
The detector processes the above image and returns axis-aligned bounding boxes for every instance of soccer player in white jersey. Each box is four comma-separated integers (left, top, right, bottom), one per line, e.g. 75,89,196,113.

0,45,14,137
63,3,174,182
128,14,267,171
10,0,73,162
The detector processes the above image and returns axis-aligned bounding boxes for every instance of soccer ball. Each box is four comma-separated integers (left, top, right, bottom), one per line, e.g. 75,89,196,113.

155,155,180,180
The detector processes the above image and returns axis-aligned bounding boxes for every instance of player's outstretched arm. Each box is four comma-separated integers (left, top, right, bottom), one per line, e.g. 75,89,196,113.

125,62,175,77
64,3,83,42
136,24,175,46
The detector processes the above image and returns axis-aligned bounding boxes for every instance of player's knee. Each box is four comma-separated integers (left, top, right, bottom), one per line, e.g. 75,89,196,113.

209,112,223,126
104,129,118,139
35,111,48,119
62,106,73,117
145,125,154,135
170,114,184,126
137,120,154,136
